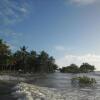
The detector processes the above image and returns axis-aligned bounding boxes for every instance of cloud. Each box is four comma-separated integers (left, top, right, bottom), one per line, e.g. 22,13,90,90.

55,45,66,51
0,0,33,25
0,29,23,38
7,43,17,51
0,29,24,51
56,54,100,70
5,32,23,37
68,0,99,5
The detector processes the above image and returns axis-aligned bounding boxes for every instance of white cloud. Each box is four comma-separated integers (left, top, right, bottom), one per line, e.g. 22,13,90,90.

55,46,66,51
5,32,23,37
0,30,23,51
7,43,16,51
69,0,99,5
56,54,100,70
0,29,23,38
20,8,28,13
0,0,33,25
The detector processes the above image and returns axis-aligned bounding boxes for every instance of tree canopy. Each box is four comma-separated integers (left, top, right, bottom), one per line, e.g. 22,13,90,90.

60,64,79,73
80,63,95,73
0,39,11,71
0,39,96,74
0,39,58,73
60,63,95,73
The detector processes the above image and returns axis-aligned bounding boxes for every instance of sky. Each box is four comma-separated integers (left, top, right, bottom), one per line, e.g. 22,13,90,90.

0,0,100,70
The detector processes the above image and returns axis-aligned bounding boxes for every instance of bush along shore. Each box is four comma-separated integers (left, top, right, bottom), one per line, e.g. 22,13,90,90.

60,63,95,73
71,76,97,87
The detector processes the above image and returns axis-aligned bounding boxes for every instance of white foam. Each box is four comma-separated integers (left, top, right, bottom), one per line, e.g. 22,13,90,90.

0,75,26,81
12,82,100,100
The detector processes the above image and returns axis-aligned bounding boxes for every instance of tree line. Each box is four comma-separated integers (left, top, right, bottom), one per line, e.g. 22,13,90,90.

60,63,95,73
0,39,58,73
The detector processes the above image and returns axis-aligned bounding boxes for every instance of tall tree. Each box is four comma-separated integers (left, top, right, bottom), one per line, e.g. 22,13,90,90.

38,51,49,73
0,39,11,71
0,39,58,73
48,56,58,72
27,50,37,72
13,46,29,72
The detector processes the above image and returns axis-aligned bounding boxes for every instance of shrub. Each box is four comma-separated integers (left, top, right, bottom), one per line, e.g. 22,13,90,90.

60,64,79,73
71,76,96,87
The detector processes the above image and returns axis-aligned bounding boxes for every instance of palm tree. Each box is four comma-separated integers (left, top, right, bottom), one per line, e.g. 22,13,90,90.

13,46,29,73
38,51,49,73
27,50,37,72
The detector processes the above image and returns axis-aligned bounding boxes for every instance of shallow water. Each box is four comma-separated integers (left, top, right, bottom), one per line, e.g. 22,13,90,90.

31,72,99,89
28,72,100,100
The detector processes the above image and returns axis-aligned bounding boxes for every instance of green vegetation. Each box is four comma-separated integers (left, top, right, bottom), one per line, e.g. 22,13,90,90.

71,76,96,87
80,63,95,73
60,64,79,73
60,63,95,73
0,38,96,74
0,39,58,73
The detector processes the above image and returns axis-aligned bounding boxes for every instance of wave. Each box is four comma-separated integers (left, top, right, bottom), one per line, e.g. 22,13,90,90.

12,82,100,100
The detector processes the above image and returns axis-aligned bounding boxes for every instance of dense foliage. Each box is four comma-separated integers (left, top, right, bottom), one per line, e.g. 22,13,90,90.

0,39,58,73
80,63,95,73
60,64,79,73
71,76,96,87
60,63,95,73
